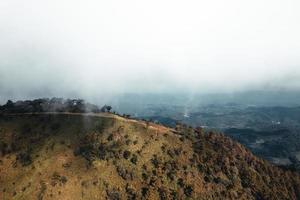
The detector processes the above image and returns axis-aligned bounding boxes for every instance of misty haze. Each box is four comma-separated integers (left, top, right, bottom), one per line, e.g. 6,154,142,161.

1,1,300,200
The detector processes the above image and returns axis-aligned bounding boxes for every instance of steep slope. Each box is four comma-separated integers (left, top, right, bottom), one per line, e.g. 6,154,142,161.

0,113,300,200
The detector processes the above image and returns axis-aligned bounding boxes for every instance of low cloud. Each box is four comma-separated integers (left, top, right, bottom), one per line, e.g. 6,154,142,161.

1,0,300,103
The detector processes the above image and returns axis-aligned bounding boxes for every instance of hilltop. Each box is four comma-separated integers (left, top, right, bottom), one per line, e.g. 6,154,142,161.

0,110,300,199
0,98,102,114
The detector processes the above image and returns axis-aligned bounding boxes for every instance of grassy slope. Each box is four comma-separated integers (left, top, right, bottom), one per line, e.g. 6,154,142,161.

0,113,300,200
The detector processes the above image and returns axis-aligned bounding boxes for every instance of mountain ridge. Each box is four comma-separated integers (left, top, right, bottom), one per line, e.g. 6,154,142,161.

1,112,300,199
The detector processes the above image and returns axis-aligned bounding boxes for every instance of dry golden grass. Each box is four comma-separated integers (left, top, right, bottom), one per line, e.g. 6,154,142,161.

0,113,300,200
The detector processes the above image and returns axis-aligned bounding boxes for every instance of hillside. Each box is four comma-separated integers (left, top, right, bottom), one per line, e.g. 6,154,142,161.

124,101,300,169
1,113,300,200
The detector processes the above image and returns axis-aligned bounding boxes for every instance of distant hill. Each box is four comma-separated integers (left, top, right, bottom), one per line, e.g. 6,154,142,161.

1,112,300,199
0,98,102,114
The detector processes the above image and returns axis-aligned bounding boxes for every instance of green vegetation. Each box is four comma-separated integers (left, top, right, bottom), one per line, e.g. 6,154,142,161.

0,98,102,113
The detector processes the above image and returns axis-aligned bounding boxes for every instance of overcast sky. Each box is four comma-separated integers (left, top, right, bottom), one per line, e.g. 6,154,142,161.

0,0,300,102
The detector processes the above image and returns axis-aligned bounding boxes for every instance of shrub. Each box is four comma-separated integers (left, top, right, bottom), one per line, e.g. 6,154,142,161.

107,134,113,141
142,173,148,181
130,154,138,164
141,187,149,197
170,190,178,200
151,155,160,168
158,188,168,200
167,171,175,181
62,162,72,168
123,150,131,159
125,185,137,200
16,152,32,166
184,185,193,197
0,142,8,156
37,181,47,200
126,139,131,145
116,166,133,180
167,149,175,158
177,178,184,187
51,172,68,186
106,189,120,200
98,144,107,160
174,148,182,156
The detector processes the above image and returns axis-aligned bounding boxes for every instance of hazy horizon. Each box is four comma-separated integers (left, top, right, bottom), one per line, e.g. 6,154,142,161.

1,0,300,103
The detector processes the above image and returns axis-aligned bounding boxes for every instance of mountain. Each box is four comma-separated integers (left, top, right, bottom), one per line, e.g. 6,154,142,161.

119,100,300,169
1,111,300,200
